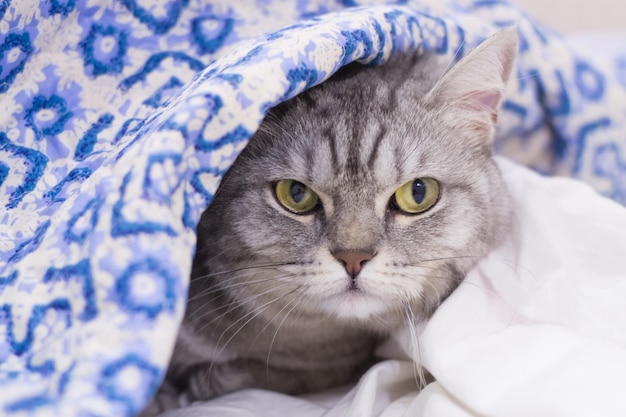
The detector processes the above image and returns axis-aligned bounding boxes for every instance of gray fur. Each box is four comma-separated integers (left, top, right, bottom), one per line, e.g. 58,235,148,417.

142,29,517,416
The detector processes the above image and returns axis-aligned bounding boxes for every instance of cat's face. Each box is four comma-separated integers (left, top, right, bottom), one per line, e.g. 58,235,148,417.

191,29,517,329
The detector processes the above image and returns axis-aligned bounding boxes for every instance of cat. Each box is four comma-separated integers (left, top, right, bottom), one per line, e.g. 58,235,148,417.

141,27,517,416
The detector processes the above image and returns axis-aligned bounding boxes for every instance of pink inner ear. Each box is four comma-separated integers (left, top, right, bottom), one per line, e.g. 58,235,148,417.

461,89,502,123
429,28,518,128
475,90,501,112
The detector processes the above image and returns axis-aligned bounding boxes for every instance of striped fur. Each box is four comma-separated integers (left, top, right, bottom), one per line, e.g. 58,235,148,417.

144,29,518,416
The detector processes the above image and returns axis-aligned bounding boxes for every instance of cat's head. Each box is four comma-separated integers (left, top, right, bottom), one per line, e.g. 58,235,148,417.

192,29,517,329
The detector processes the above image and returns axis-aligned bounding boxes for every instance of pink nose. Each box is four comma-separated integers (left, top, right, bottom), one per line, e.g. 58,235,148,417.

333,251,374,276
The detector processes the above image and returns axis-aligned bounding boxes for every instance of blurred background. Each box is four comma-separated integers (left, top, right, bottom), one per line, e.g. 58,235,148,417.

515,0,626,33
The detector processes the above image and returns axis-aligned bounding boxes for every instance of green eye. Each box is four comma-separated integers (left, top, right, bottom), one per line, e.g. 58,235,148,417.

393,178,440,214
274,180,320,214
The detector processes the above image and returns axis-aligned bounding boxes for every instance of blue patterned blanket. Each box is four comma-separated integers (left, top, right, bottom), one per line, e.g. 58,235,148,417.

1,1,626,416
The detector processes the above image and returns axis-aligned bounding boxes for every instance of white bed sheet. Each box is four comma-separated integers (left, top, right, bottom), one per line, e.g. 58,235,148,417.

161,158,626,417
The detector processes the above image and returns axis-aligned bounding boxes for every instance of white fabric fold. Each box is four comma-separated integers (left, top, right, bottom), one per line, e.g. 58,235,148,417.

163,158,626,416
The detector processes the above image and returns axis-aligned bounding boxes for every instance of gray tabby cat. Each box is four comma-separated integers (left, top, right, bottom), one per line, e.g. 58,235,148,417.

143,28,517,415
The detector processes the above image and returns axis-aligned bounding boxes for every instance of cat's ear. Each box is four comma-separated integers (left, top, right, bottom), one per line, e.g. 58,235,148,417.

425,27,518,136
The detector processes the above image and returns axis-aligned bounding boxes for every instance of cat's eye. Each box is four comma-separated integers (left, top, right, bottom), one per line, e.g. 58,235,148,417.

392,178,440,214
274,180,320,214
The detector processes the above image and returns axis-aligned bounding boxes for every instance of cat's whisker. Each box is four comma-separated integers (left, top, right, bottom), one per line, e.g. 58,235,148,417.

403,303,427,390
435,37,467,85
401,263,449,272
424,273,488,290
421,277,444,312
212,285,304,352
190,261,300,282
189,294,267,332
189,281,296,328
489,256,536,280
390,268,510,312
246,288,306,356
393,265,497,308
386,269,451,282
203,305,272,387
187,288,265,324
191,243,231,258
190,265,305,296
407,253,535,284
514,70,542,84
187,275,295,302
401,256,534,306
417,254,480,263
266,291,306,373
205,287,303,384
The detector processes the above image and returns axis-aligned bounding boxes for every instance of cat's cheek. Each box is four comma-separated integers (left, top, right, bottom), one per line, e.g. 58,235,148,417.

388,200,444,230
231,198,321,259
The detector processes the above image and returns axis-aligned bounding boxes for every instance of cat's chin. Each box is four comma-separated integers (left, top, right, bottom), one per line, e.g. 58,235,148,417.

319,290,392,321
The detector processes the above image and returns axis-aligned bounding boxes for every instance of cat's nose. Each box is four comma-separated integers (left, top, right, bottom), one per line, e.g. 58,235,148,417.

333,251,374,276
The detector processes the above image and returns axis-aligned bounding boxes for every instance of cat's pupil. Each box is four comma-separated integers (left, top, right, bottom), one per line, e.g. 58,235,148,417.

290,181,307,203
412,179,426,203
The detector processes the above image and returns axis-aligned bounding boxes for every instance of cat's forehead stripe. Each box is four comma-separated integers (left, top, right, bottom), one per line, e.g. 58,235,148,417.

366,125,386,171
322,126,339,175
312,96,394,186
